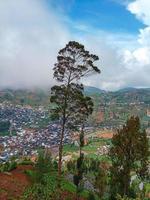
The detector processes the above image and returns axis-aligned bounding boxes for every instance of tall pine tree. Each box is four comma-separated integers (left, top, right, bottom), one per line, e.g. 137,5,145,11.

109,116,149,199
50,41,100,179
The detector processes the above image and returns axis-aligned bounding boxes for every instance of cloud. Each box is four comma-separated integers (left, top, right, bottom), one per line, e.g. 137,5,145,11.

0,0,150,91
104,0,150,90
0,0,70,89
78,0,150,91
128,0,150,25
64,0,150,90
75,33,133,91
0,0,126,91
120,0,150,82
74,23,150,91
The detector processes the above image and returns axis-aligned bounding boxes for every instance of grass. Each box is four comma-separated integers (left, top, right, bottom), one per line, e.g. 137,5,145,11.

80,189,89,198
61,179,99,200
83,143,98,153
63,145,79,154
63,138,112,162
85,153,110,162
61,180,76,193
18,160,34,165
64,138,110,154
145,183,150,194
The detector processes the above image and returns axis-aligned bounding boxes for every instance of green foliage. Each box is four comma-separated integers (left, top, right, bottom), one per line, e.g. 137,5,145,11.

94,167,107,199
80,129,84,148
33,150,54,183
0,161,17,172
8,161,17,171
22,151,58,200
63,144,79,154
116,194,143,200
109,116,150,199
22,175,57,200
19,160,33,166
87,192,96,200
83,157,101,174
67,160,76,172
73,153,84,187
61,179,76,193
24,169,35,177
67,157,104,174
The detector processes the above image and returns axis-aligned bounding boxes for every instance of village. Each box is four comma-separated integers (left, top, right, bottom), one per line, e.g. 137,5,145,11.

0,123,69,162
0,102,48,131
0,101,150,163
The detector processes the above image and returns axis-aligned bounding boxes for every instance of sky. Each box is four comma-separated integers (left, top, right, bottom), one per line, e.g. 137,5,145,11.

0,0,150,91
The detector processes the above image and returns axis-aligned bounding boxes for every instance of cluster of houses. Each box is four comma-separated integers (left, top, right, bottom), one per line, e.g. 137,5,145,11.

0,103,97,163
0,103,72,162
0,103,47,131
0,122,71,162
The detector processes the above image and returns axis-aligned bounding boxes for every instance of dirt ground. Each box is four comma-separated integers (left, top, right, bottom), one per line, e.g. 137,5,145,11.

97,131,114,139
0,165,86,200
0,165,33,200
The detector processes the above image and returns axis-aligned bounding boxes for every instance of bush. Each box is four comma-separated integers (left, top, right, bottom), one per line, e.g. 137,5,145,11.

8,161,17,171
22,172,59,200
0,161,17,172
88,192,96,200
22,150,58,200
19,160,33,165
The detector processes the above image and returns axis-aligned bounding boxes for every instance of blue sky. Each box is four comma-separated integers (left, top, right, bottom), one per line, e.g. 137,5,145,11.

0,0,150,90
51,0,145,34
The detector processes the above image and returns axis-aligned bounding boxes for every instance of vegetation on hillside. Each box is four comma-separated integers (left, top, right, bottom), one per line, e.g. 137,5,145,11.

0,116,149,200
20,116,149,200
0,42,149,200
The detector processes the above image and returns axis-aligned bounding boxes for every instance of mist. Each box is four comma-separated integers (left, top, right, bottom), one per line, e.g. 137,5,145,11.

1,0,150,91
0,0,70,89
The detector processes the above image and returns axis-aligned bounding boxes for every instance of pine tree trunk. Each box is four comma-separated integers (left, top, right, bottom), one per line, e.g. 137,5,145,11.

57,73,71,197
57,93,67,183
58,123,65,177
58,85,68,178
123,172,130,196
57,118,65,200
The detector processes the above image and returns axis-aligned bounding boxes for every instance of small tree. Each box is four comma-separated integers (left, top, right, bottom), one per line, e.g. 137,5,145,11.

73,153,84,199
109,116,149,199
79,96,94,152
34,150,53,184
73,95,94,199
50,41,100,179
94,166,107,199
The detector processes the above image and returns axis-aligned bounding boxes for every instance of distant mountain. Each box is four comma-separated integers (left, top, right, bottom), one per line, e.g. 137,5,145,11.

0,86,150,106
110,87,150,104
0,88,49,106
118,87,137,92
84,86,105,95
118,87,150,93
